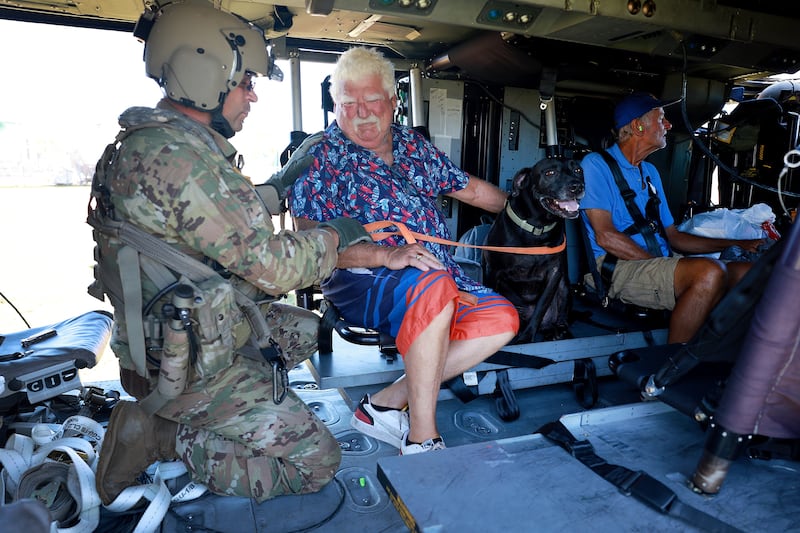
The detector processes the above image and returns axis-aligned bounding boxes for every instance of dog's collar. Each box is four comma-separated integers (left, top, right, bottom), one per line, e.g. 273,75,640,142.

505,202,557,235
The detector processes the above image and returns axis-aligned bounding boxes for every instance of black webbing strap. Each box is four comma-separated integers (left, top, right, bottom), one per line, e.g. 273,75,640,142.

444,373,481,403
598,151,663,258
572,358,598,409
600,253,618,289
445,350,553,414
444,369,521,422
486,350,555,369
536,421,744,533
493,369,520,421
578,213,609,304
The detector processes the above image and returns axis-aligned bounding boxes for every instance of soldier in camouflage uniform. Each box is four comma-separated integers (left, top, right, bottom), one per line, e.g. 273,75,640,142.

91,0,370,505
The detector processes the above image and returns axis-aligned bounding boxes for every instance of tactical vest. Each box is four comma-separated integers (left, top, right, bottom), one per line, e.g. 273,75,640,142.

87,120,288,414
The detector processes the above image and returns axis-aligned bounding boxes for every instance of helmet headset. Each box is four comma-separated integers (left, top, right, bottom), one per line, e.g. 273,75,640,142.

135,0,282,135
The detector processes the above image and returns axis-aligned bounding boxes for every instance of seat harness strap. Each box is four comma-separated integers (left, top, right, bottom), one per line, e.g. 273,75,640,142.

89,117,288,409
118,246,147,378
88,212,288,411
95,217,288,403
598,150,665,259
537,420,744,533
578,212,610,306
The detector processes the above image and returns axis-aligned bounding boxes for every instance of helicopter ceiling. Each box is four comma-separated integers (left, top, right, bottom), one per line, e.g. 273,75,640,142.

2,0,798,94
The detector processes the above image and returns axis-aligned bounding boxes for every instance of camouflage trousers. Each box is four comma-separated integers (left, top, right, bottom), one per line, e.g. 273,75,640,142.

156,303,341,502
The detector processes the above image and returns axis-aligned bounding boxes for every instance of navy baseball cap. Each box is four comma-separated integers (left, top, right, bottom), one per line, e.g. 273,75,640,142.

614,92,680,130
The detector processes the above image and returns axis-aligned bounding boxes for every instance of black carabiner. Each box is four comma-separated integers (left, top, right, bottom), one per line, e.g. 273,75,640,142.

266,338,288,404
271,359,288,404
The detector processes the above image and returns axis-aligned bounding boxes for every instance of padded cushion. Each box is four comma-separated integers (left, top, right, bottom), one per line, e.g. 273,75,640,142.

0,310,113,400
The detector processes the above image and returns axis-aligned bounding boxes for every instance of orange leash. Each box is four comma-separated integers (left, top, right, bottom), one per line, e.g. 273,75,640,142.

363,220,566,255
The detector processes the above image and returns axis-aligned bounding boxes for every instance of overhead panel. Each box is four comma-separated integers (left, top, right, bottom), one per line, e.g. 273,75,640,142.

0,0,143,23
543,14,669,54
368,0,437,17
476,1,542,30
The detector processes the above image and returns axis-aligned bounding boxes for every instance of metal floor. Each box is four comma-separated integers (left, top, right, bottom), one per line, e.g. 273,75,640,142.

81,299,795,533
146,376,799,533
379,402,800,533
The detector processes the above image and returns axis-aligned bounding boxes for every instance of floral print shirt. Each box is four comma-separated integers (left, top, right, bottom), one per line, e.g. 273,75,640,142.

290,121,484,291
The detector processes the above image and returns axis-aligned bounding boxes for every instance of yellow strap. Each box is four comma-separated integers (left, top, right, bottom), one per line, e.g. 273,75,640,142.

363,220,566,255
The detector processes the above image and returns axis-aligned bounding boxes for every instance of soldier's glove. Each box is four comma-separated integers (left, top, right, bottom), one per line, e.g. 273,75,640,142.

256,131,323,214
319,217,373,252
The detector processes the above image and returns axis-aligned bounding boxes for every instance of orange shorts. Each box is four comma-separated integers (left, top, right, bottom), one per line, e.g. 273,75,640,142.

322,267,519,354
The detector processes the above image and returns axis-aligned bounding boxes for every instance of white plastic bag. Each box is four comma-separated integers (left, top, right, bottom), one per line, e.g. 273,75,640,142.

678,204,773,240
677,204,775,258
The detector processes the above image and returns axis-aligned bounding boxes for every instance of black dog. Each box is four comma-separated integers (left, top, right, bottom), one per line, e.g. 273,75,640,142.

483,158,585,344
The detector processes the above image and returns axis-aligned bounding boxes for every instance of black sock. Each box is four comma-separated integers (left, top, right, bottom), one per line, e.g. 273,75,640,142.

405,435,442,445
370,402,395,412
368,396,406,412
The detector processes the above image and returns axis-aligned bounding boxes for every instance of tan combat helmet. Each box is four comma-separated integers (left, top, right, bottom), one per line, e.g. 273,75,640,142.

138,0,279,112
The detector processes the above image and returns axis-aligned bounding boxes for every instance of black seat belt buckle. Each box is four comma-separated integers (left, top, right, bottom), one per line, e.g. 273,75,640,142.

570,440,607,469
620,470,677,514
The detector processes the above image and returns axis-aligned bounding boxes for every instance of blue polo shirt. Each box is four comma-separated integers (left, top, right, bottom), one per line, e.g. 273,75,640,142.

580,144,674,259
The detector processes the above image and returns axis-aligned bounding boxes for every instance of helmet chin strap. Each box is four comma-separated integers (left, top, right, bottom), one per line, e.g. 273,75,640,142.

210,106,235,139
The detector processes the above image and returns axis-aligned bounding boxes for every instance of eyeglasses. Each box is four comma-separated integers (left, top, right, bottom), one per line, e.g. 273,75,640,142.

339,96,388,111
239,76,256,93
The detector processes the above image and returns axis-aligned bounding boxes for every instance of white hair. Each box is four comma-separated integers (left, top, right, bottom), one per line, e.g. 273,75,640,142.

330,47,395,104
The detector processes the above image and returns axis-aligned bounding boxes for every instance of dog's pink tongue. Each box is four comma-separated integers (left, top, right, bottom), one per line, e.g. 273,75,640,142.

558,199,580,212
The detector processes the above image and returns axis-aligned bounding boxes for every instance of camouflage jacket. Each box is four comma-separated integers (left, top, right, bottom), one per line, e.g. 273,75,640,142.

94,101,337,370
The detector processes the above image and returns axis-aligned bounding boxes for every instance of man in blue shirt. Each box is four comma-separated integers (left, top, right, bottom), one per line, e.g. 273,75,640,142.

581,93,763,343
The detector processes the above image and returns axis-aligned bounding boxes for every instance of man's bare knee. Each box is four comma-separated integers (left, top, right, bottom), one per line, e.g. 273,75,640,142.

677,257,727,297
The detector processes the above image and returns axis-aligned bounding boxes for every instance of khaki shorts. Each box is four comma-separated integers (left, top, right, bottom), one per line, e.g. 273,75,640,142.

586,254,681,310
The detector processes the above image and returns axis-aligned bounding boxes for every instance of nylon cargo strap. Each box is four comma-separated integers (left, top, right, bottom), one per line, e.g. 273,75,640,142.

0,416,104,533
1,415,205,532
88,214,286,413
537,421,744,533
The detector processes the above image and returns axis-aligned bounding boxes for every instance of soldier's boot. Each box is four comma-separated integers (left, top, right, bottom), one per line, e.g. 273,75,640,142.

96,400,180,505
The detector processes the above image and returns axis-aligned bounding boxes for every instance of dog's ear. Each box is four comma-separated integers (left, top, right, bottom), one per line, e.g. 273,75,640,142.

512,167,532,197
